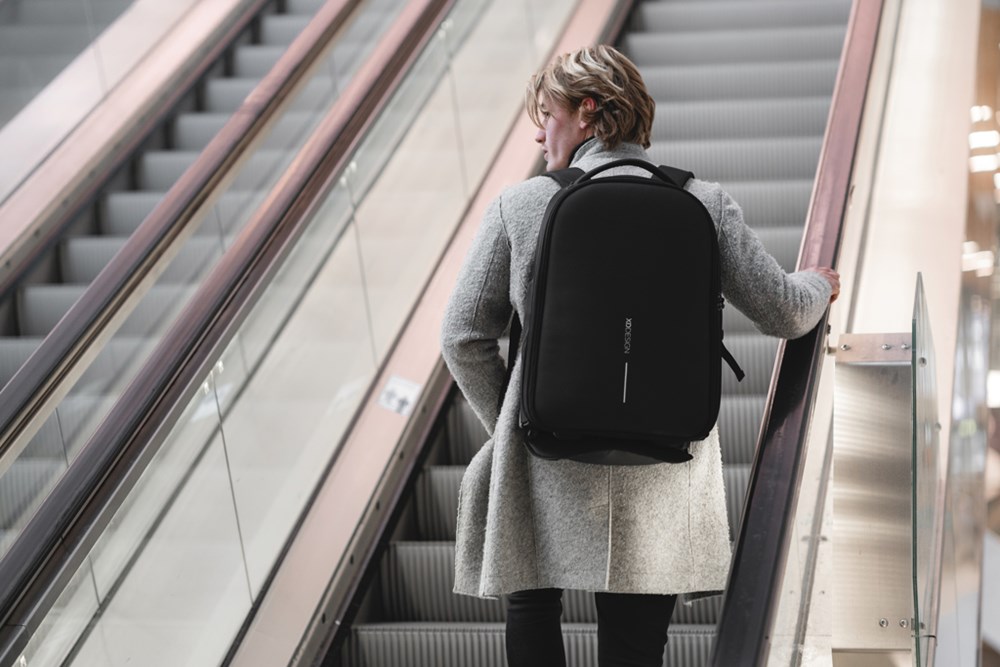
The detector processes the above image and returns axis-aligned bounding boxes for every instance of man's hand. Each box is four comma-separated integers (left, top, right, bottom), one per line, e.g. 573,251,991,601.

805,267,840,303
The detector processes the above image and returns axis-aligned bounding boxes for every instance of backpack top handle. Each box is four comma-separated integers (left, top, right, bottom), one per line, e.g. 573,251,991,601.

573,158,693,189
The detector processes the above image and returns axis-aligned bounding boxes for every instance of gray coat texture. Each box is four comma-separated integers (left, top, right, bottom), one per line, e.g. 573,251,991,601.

440,138,831,599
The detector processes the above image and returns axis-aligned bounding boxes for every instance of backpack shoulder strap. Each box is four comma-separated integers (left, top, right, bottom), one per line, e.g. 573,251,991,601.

543,167,584,189
721,342,745,382
658,165,695,189
498,167,583,413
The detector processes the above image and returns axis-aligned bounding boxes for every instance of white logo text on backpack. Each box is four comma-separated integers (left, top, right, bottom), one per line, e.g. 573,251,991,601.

623,317,632,403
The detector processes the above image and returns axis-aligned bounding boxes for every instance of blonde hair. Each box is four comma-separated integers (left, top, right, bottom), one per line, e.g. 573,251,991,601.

526,45,655,149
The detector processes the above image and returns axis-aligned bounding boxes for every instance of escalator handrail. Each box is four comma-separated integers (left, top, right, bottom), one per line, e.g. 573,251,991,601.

0,0,453,662
709,1,886,664
0,0,362,475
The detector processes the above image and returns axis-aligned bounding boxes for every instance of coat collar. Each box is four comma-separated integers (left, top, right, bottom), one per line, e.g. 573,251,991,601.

568,138,649,171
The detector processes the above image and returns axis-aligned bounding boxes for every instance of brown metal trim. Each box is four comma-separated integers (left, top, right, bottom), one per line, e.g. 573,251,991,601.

0,0,361,472
710,1,886,664
0,0,452,662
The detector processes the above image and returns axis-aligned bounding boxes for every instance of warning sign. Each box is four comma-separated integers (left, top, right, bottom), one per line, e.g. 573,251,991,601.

377,375,422,417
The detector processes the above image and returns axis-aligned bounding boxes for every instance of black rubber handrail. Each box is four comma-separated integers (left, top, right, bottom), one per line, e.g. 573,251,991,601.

0,0,361,472
710,1,886,664
0,0,453,663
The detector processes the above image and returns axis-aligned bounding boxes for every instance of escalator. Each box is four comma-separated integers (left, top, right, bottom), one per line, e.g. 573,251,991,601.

337,1,850,664
0,0,885,664
0,0,405,559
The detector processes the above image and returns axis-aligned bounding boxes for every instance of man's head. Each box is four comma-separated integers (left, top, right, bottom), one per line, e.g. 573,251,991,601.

526,44,655,168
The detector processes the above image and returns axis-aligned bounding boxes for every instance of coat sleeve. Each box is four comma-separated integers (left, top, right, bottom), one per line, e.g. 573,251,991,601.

440,196,513,435
717,189,832,339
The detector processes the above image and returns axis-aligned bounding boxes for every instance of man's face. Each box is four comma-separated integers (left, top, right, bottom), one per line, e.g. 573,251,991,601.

534,93,592,171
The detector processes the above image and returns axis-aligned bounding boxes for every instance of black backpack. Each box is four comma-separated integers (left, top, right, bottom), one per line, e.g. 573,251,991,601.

506,158,744,465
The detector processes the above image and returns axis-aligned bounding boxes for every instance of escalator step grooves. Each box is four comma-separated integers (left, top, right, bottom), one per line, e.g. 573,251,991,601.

379,542,728,626
633,0,850,33
641,60,839,102
651,97,830,140
343,623,714,667
648,137,822,183
623,25,846,66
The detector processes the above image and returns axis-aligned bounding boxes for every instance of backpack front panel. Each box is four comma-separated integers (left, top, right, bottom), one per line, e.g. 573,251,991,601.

524,178,722,443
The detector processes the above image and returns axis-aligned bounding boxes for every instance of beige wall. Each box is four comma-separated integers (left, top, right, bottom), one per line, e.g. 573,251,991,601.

849,0,980,440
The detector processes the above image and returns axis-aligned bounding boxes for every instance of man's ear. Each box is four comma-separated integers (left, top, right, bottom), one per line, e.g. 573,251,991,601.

578,97,596,128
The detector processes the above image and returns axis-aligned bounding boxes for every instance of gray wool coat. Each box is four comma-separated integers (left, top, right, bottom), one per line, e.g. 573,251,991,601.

440,138,832,599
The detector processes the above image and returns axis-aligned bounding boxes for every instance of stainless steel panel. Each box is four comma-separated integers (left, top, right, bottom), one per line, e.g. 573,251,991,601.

833,333,914,653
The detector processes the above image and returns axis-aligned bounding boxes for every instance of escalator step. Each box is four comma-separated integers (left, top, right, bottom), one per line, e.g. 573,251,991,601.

720,180,813,229
722,304,758,334
633,0,850,32
61,236,222,285
379,542,726,625
173,110,325,151
102,190,264,237
102,192,164,235
203,78,258,113
414,467,463,541
380,542,502,622
287,0,326,11
640,60,838,101
136,151,201,191
754,226,805,273
445,397,489,466
623,25,846,66
233,45,286,78
719,334,780,396
18,283,193,337
723,465,751,539
172,113,233,151
137,149,290,192
649,136,822,182
716,394,766,465
260,15,313,45
652,97,829,141
343,622,714,667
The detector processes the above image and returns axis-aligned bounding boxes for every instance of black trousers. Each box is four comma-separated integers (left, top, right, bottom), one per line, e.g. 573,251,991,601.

504,588,677,667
